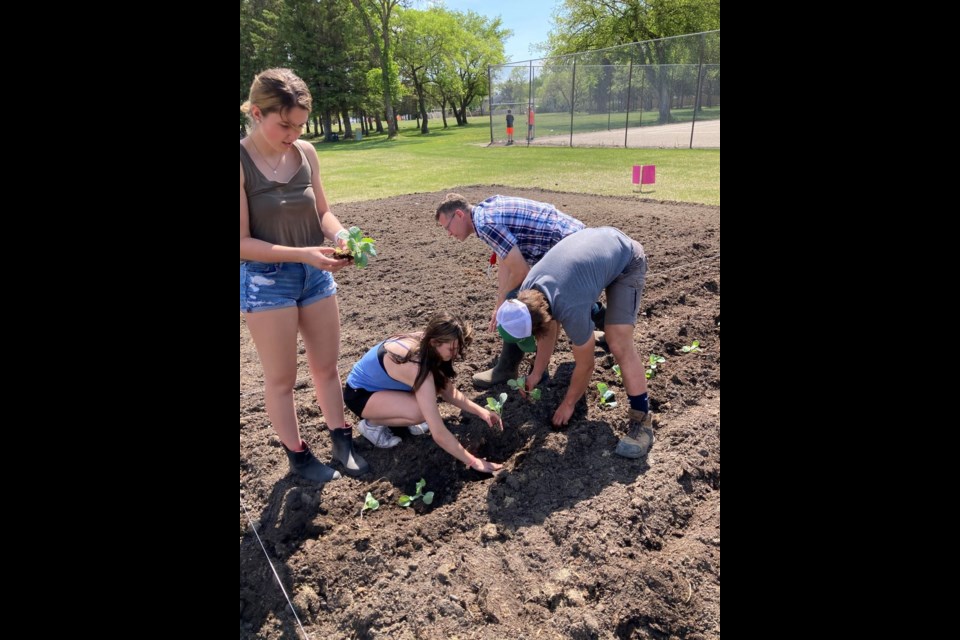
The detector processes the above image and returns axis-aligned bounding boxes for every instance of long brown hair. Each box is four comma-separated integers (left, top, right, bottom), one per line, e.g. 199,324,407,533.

389,311,473,391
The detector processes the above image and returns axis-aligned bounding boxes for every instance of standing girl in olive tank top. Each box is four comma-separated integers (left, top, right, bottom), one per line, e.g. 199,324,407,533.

240,68,367,484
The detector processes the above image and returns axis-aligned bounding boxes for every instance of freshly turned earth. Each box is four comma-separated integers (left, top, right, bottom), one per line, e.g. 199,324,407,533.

240,186,720,639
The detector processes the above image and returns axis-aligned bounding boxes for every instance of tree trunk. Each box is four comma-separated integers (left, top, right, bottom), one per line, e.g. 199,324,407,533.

323,110,334,141
418,84,429,134
658,82,670,124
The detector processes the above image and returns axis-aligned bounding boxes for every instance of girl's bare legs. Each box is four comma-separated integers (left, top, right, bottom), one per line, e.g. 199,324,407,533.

246,305,342,482
299,295,347,430
245,306,302,450
300,295,369,475
362,390,425,426
357,391,429,448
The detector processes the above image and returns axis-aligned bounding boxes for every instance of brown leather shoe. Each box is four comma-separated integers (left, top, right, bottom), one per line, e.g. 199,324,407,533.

615,408,654,459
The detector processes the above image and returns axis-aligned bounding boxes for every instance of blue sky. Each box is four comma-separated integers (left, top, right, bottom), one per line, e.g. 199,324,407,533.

424,0,559,63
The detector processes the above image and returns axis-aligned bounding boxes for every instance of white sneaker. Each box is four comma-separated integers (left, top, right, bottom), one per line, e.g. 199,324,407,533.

408,421,430,436
358,419,401,448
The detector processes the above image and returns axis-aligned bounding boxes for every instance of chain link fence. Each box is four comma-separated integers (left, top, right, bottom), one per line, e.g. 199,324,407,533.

487,31,719,148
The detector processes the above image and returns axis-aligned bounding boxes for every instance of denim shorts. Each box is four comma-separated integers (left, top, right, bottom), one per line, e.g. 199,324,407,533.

240,261,337,313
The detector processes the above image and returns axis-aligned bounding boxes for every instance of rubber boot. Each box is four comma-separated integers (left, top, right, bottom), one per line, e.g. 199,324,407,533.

614,408,654,459
329,427,370,477
472,342,524,389
283,440,341,483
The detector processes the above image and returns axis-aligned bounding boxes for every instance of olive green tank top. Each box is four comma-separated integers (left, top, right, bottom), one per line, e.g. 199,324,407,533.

240,143,325,248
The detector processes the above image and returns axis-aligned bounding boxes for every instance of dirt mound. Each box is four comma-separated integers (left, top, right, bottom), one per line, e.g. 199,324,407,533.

240,186,720,639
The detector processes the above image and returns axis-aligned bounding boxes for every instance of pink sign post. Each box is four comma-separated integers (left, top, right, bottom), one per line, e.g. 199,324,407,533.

632,165,656,192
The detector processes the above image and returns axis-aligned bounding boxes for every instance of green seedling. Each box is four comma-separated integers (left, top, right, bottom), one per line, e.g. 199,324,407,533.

646,354,666,379
681,340,701,353
334,226,377,268
612,364,622,383
399,478,434,507
596,382,617,408
507,376,541,401
360,492,380,519
486,392,507,415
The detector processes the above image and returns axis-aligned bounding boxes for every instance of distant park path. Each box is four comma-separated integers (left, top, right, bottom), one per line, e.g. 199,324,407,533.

528,118,720,148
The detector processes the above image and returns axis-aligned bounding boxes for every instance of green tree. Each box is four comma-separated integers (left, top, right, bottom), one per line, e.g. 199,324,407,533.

280,0,361,139
446,10,509,125
393,7,458,134
239,0,284,135
547,0,720,123
350,0,405,138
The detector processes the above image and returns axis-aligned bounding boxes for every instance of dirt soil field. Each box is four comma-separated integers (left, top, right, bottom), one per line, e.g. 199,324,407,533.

240,186,720,639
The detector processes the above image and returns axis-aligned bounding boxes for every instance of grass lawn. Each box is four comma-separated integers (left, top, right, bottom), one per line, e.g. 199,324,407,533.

310,117,719,206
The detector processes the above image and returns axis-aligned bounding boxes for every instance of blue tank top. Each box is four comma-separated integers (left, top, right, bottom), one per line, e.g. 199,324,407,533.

346,340,414,392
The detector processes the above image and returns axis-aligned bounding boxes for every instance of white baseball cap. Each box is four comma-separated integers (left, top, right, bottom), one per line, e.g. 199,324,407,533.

496,299,537,352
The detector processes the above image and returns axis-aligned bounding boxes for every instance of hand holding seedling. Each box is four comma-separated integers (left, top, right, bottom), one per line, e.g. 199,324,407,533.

508,376,541,401
508,376,527,399
479,408,502,430
486,392,507,417
332,226,377,268
303,246,351,272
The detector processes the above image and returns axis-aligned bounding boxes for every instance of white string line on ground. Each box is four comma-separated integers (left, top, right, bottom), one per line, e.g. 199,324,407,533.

239,494,311,640
238,253,719,399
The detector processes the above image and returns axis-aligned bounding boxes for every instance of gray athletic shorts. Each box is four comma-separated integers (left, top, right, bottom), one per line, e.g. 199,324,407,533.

604,240,647,326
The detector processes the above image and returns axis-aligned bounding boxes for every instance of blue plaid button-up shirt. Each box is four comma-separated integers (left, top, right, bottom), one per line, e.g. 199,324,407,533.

472,195,585,265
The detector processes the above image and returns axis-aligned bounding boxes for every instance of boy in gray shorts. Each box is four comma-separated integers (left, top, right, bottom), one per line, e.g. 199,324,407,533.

495,227,653,459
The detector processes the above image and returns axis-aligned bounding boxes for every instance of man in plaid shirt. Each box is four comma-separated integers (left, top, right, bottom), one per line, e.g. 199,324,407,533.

436,193,604,388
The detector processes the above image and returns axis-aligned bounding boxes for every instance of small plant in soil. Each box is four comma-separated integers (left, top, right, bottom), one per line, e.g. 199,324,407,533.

612,364,622,383
399,478,434,507
681,340,701,353
333,226,377,267
486,392,507,416
596,382,617,408
646,354,666,379
360,492,380,520
507,376,541,401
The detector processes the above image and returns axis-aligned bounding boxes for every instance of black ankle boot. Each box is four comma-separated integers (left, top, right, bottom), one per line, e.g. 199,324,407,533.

283,440,341,483
330,428,370,477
